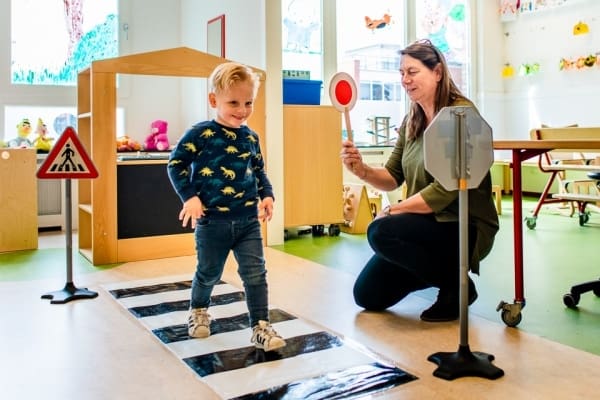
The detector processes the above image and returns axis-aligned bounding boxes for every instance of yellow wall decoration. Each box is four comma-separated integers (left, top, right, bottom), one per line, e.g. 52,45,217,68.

573,21,589,35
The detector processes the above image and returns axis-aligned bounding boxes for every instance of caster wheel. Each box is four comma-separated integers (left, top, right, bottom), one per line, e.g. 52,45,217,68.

563,293,580,308
312,225,325,236
578,214,588,226
501,309,522,327
525,217,536,230
328,224,340,236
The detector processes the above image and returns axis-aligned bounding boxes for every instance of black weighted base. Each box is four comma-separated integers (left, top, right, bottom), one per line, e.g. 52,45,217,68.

428,345,504,380
41,282,98,304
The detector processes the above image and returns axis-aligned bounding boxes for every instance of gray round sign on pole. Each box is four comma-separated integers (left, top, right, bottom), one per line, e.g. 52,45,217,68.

423,106,493,190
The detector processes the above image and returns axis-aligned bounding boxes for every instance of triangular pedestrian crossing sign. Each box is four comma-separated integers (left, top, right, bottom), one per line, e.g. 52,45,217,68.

37,126,99,179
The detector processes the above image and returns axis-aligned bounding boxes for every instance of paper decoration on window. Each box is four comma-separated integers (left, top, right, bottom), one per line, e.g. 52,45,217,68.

502,63,516,78
364,13,392,31
421,1,450,53
283,0,321,53
573,21,590,35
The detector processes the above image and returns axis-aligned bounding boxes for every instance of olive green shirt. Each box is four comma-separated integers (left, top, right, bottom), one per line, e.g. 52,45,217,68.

385,101,499,273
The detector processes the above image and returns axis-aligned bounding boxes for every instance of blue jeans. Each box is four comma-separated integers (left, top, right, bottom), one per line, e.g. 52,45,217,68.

190,216,268,328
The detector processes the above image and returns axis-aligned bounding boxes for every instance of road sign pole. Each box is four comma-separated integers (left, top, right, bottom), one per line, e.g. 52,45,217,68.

425,107,503,380
40,179,98,304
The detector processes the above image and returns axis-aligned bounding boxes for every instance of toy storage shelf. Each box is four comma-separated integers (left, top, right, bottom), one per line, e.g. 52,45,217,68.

76,47,266,265
283,105,344,231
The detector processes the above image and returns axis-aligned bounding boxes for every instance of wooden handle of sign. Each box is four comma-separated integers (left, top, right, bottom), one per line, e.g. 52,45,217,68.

344,108,353,142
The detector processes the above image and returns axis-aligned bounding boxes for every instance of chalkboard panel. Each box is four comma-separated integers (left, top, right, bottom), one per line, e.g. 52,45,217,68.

117,163,189,239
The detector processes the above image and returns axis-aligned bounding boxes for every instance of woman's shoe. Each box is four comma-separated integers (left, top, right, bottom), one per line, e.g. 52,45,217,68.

420,279,478,322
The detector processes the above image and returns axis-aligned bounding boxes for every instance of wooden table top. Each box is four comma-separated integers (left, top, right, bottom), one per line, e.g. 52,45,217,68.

493,139,600,150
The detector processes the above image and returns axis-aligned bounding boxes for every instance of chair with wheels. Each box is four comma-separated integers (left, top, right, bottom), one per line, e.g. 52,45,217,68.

563,170,600,308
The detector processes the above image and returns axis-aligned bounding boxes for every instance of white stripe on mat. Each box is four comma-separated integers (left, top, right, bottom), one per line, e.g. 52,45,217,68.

203,345,376,399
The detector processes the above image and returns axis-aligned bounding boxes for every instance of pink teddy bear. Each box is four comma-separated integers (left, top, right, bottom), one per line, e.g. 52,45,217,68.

144,120,170,151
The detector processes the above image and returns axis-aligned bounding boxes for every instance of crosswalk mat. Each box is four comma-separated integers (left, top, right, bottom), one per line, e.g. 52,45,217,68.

103,274,417,399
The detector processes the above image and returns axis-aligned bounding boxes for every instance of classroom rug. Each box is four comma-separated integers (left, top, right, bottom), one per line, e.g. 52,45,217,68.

103,274,417,399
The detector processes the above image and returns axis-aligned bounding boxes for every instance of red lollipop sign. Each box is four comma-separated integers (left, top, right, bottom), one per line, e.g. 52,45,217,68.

329,72,357,142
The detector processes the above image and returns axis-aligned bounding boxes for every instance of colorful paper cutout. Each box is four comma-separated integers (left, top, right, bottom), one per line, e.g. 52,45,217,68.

573,21,589,35
502,63,516,78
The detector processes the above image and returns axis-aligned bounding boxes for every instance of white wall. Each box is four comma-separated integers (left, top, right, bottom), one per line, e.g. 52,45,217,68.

179,0,266,139
117,0,183,142
474,0,506,140
499,0,600,138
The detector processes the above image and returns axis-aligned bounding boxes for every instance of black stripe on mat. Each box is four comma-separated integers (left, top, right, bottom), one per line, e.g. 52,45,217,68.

109,279,227,299
153,309,297,344
230,361,417,400
129,290,245,318
183,331,343,377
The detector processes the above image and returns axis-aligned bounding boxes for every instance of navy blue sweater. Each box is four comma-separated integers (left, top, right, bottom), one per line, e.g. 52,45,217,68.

167,120,273,220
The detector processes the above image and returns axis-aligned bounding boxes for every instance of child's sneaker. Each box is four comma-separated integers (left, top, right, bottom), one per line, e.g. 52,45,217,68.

251,320,286,351
188,308,211,338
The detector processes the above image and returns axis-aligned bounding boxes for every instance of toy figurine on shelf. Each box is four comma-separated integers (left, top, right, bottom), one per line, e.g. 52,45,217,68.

7,118,33,148
116,135,142,152
32,118,54,153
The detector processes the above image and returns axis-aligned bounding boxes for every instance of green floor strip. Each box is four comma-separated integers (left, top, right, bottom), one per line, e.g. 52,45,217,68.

0,248,119,281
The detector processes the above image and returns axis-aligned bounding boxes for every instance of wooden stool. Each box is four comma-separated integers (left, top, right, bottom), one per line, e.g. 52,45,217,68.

492,185,502,215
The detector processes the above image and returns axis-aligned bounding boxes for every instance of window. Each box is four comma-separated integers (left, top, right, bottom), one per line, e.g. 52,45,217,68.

3,106,125,146
280,1,472,146
336,1,406,145
282,0,322,81
11,0,118,86
415,0,470,96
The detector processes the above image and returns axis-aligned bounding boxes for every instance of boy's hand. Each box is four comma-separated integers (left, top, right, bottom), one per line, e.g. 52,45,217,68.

258,197,274,222
179,196,204,229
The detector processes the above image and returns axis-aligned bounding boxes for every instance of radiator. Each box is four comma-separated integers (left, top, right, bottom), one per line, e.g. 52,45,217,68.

38,179,62,215
37,156,63,229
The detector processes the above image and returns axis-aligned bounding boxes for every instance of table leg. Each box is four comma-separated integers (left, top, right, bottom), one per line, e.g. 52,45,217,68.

496,149,526,327
511,149,525,303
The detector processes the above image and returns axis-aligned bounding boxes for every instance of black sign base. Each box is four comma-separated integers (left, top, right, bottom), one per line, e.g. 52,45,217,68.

428,344,504,380
41,282,98,304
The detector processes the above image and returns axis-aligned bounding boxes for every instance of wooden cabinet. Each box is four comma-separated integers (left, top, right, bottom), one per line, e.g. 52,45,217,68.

0,149,38,252
283,105,343,228
76,47,266,264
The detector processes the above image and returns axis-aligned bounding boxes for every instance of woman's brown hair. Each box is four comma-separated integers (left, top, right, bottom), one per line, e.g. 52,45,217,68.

400,39,466,140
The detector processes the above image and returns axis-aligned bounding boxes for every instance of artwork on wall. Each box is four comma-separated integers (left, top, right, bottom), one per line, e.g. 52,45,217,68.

10,0,118,86
499,0,572,21
499,0,519,22
207,14,225,58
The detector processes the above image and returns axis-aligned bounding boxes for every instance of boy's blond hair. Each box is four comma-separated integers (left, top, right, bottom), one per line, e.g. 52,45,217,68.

208,62,260,96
